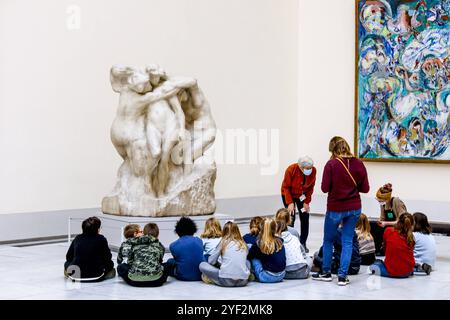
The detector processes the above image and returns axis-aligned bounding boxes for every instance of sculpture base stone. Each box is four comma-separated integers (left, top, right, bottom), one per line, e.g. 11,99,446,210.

69,212,234,250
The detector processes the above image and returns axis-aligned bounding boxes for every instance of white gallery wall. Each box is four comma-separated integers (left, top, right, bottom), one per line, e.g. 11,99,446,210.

298,0,450,220
0,0,299,215
1,0,449,224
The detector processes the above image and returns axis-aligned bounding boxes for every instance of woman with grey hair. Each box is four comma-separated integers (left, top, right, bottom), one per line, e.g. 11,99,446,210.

281,155,317,252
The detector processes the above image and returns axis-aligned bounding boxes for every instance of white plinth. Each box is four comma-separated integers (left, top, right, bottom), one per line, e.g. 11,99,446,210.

68,213,234,250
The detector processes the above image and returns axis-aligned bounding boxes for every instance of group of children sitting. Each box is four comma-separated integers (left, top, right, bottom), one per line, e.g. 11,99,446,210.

311,212,436,279
64,209,437,287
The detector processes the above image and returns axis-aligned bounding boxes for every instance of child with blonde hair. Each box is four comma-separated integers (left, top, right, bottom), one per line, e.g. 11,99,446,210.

275,208,300,240
199,222,250,287
276,221,311,279
243,216,264,249
247,218,286,283
200,218,222,259
355,214,376,265
275,208,309,257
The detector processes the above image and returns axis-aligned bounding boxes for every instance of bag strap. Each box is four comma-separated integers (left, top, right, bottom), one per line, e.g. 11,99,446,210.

336,157,357,187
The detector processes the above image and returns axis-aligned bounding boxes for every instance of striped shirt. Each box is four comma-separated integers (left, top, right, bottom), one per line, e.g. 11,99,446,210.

357,232,376,255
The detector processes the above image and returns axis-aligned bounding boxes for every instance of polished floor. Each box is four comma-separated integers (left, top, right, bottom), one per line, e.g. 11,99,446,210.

1,216,450,300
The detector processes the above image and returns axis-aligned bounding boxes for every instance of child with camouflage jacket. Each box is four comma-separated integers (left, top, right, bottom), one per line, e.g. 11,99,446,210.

117,223,169,287
117,224,142,266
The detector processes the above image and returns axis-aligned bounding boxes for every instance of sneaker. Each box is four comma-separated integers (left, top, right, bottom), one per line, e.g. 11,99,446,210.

311,272,332,282
201,274,214,284
337,276,350,286
422,263,432,275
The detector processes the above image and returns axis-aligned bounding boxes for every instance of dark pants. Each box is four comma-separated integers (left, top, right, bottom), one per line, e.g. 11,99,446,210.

163,258,177,278
361,253,376,266
282,195,309,246
369,221,386,255
312,250,360,275
117,263,169,287
64,261,116,282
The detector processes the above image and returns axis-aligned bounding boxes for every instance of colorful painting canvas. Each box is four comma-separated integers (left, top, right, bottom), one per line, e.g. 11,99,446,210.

355,0,450,162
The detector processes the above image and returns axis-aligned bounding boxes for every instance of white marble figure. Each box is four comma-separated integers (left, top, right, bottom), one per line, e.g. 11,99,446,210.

102,65,217,217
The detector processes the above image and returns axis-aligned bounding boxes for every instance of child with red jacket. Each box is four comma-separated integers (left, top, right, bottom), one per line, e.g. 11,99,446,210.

369,213,415,278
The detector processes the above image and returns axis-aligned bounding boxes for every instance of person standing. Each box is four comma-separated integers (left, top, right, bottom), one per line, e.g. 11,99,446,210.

281,156,316,252
312,136,369,286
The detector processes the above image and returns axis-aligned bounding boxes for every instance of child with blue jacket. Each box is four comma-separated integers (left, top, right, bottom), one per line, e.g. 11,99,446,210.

164,217,205,281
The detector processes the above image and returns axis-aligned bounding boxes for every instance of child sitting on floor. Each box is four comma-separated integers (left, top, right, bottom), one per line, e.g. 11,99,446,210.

118,223,168,287
369,213,415,278
413,212,435,275
247,218,286,283
117,224,142,266
275,208,308,257
164,217,204,281
64,217,115,282
243,216,264,249
200,217,222,260
276,221,311,279
356,214,376,265
275,208,301,241
313,227,361,275
199,221,250,287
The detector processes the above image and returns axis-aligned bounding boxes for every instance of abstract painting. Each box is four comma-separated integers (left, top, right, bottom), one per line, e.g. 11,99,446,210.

355,0,450,162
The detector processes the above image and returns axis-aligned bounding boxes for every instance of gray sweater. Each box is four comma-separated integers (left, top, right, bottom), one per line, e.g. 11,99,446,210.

208,241,250,280
413,232,436,267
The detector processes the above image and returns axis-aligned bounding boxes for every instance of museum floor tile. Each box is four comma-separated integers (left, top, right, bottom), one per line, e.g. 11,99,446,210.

1,216,450,300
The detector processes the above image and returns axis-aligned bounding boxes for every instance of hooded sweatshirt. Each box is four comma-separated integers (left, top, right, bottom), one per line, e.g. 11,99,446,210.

127,235,165,281
281,231,307,271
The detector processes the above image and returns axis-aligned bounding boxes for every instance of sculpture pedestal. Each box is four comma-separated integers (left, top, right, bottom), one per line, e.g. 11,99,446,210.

68,213,234,250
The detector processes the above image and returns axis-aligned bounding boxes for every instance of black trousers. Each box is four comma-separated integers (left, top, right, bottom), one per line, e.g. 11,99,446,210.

117,263,169,287
312,249,360,275
282,195,309,246
361,253,376,265
369,221,386,255
64,261,115,282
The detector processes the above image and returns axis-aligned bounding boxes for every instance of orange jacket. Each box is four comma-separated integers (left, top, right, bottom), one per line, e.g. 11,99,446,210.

281,163,316,205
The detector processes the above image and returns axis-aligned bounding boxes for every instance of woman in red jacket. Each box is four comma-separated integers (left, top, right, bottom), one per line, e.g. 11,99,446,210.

312,136,369,286
281,155,316,252
369,213,415,278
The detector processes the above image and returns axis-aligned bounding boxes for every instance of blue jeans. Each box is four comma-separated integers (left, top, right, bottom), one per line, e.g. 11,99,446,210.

251,259,285,283
164,258,177,277
369,259,412,278
322,209,361,278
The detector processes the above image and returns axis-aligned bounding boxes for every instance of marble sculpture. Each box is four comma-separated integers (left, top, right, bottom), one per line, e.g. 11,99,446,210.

102,65,216,216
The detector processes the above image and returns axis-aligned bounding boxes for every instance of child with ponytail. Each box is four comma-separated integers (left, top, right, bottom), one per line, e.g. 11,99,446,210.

247,218,286,283
356,214,376,265
369,213,415,278
199,222,250,287
243,216,264,249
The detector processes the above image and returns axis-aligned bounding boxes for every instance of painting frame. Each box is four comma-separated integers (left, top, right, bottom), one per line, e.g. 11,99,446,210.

354,0,450,164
